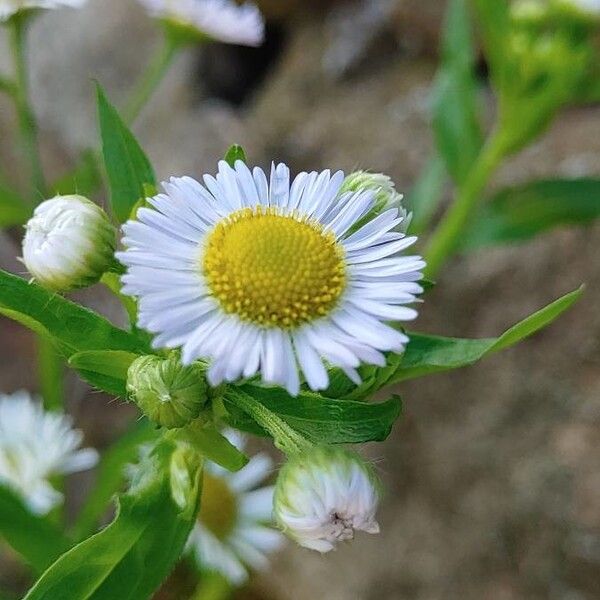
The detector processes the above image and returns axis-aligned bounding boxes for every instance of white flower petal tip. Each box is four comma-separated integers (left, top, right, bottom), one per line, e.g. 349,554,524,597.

0,0,87,21
0,390,98,515
137,0,265,47
186,430,284,585
273,446,381,552
118,162,425,397
22,195,116,293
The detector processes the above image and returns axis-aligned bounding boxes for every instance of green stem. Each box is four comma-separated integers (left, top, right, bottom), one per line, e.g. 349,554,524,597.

9,12,46,201
424,132,507,278
226,389,313,456
190,573,233,600
38,338,64,412
123,35,181,125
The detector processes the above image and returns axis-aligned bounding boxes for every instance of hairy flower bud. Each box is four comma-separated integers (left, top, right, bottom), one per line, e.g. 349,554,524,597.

22,195,116,292
127,355,208,429
274,446,381,553
341,170,412,233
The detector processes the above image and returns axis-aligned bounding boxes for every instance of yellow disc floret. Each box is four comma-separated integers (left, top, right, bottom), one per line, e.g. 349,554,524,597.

203,207,347,329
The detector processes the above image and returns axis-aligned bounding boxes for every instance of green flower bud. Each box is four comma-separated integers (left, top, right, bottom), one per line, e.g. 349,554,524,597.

274,446,381,553
126,355,208,429
22,195,116,292
341,171,412,233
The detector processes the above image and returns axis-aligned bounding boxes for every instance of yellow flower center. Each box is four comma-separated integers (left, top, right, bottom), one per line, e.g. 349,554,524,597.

199,472,238,540
203,207,347,329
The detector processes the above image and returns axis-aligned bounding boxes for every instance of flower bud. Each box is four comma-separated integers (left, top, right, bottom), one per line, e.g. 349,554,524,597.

341,171,412,233
126,355,208,429
273,446,380,553
22,195,116,292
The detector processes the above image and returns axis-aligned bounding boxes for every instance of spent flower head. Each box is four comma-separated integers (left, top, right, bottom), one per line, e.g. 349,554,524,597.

273,446,380,553
137,0,265,47
22,195,116,293
118,161,425,397
0,390,98,515
0,0,86,21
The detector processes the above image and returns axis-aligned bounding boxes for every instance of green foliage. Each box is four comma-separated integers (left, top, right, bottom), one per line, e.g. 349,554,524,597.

50,150,102,198
223,144,247,167
224,384,402,444
24,438,203,600
461,179,600,250
0,270,149,359
0,486,71,574
432,0,483,185
96,83,156,223
327,287,584,399
406,155,447,234
0,183,31,227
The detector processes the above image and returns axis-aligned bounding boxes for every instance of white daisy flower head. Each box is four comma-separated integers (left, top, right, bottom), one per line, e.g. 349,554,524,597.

137,0,265,47
0,390,98,515
273,446,381,553
22,195,116,293
187,430,284,585
0,0,86,21
117,161,425,397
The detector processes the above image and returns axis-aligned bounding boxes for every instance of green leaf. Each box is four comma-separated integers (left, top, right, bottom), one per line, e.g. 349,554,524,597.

50,150,102,198
406,155,447,234
0,183,31,227
224,385,402,444
461,179,600,251
0,485,71,573
223,144,247,167
72,419,159,541
176,424,249,472
0,270,150,360
69,350,141,397
97,83,156,223
25,437,202,600
432,0,483,185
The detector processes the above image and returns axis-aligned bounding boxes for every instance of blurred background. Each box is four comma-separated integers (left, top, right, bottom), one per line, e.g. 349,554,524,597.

1,0,600,598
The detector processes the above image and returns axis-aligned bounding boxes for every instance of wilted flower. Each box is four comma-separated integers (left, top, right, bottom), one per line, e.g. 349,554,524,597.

22,195,116,293
118,161,424,396
0,0,86,21
0,390,98,515
273,446,380,553
187,430,284,584
127,355,208,429
137,0,265,47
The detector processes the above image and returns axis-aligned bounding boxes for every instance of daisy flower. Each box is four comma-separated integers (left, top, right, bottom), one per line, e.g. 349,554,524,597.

0,390,98,515
186,430,283,585
0,0,86,21
118,161,425,396
137,0,265,47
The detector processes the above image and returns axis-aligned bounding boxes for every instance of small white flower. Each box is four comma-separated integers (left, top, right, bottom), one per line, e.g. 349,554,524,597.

273,446,380,553
0,0,86,21
118,161,424,397
22,195,116,292
0,390,98,515
187,430,284,585
137,0,265,47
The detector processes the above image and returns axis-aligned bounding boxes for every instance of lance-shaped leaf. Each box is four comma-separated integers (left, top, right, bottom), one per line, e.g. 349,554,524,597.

97,83,156,223
461,179,600,251
24,437,203,600
0,270,150,359
0,486,71,574
327,286,584,399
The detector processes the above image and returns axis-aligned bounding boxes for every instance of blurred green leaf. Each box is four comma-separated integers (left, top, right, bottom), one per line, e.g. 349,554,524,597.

328,286,584,398
0,485,71,573
72,419,158,541
461,178,600,250
97,83,156,223
223,144,247,167
0,270,150,360
224,385,402,444
50,150,102,198
0,183,31,227
432,0,483,185
471,0,510,85
407,155,447,234
24,437,202,600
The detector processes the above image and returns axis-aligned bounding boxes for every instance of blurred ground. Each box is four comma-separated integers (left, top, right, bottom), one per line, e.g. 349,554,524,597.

0,0,599,598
